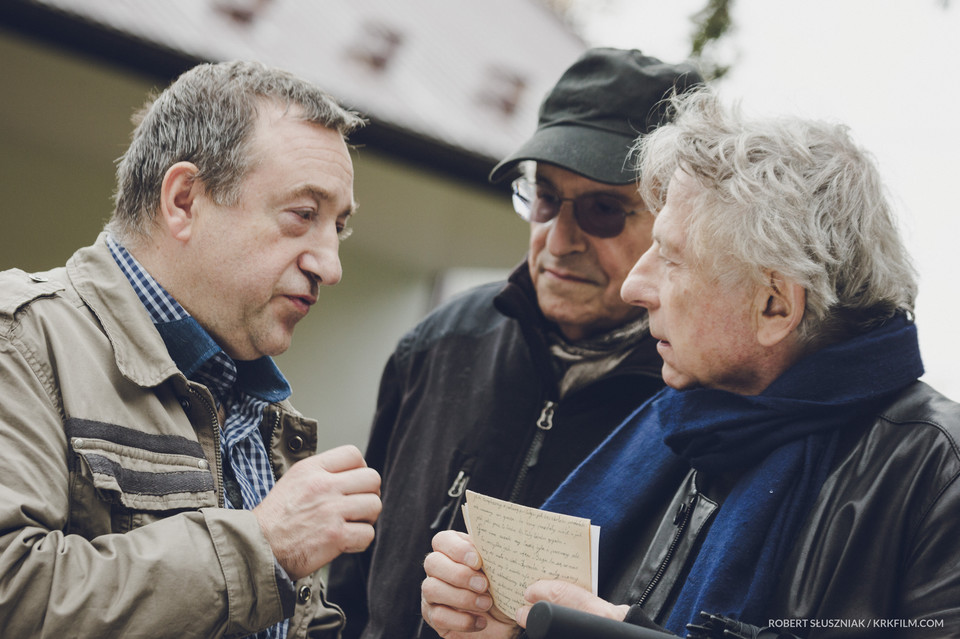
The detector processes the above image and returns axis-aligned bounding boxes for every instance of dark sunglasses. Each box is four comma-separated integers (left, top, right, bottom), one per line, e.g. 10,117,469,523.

510,176,639,238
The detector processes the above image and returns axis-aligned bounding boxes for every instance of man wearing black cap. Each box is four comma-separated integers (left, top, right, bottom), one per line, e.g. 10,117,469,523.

327,48,703,639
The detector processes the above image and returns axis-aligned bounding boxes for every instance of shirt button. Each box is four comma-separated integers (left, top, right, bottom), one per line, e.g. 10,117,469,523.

297,585,312,604
197,459,209,470
179,397,191,412
29,274,49,283
73,438,84,449
287,435,304,453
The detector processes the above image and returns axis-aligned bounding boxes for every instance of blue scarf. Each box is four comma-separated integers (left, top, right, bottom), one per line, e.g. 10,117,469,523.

541,315,923,634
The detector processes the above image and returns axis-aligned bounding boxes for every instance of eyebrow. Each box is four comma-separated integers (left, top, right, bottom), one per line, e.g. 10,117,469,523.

532,174,562,195
651,223,679,257
290,185,330,203
658,242,678,260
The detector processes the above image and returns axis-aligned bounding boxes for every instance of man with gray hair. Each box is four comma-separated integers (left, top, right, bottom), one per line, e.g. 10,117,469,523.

0,60,381,638
328,48,703,639
421,88,960,638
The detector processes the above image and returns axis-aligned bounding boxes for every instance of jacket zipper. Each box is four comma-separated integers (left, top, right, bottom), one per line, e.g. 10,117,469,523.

265,408,282,481
637,494,697,608
448,469,470,499
430,468,472,531
508,399,556,502
191,387,225,508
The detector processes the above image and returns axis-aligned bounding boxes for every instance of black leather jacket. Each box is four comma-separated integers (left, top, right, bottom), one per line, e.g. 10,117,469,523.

327,264,664,639
611,381,960,638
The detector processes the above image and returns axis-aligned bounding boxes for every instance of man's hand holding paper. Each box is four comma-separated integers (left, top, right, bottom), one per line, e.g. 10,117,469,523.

461,491,598,617
422,530,518,638
420,492,629,637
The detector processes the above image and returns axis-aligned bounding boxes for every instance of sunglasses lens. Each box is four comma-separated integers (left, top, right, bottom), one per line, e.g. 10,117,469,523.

512,180,561,223
530,192,561,223
511,178,628,238
577,197,627,238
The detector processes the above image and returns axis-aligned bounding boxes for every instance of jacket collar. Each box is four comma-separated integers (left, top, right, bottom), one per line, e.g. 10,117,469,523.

105,236,291,402
493,261,543,326
494,259,662,384
67,233,182,388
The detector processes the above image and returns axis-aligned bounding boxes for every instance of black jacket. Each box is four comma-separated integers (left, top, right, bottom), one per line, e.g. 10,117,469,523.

613,381,960,638
327,265,664,639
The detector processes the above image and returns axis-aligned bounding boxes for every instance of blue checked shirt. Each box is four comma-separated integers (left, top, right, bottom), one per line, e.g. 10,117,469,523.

108,235,290,639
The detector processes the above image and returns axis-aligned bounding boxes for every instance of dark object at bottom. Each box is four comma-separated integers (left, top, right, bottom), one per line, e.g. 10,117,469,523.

686,611,786,639
525,601,678,639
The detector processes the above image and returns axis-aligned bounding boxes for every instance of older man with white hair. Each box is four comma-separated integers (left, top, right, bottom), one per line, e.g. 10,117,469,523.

420,89,960,639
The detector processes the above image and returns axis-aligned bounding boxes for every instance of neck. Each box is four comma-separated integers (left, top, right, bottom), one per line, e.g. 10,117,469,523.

123,232,187,304
751,337,807,395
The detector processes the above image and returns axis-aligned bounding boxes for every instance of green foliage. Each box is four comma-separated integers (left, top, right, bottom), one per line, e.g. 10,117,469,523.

552,0,950,82
689,0,734,80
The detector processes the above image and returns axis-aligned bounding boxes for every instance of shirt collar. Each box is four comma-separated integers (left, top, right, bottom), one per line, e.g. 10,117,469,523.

106,235,291,402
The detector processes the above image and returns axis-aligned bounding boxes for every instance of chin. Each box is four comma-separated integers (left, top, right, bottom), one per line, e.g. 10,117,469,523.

663,369,696,391
264,340,293,358
250,334,294,359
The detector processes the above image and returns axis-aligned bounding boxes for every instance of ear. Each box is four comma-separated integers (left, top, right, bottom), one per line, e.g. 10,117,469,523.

755,271,805,347
159,162,202,242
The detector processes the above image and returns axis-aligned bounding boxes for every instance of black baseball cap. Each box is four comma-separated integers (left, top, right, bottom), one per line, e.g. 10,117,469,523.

489,48,703,185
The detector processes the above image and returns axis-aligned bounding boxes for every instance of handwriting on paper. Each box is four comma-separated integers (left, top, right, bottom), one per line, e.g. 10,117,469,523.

462,490,597,617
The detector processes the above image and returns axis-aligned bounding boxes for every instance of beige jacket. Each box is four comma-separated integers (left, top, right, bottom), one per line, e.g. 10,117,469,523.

0,235,344,638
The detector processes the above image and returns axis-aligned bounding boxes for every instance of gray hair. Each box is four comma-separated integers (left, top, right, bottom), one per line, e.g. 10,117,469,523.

634,88,917,347
107,60,365,242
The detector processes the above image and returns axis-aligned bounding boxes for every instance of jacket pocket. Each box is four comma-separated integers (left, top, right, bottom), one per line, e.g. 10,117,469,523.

66,417,217,513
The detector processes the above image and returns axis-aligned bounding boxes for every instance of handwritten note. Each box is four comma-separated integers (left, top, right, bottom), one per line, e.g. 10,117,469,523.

461,490,599,617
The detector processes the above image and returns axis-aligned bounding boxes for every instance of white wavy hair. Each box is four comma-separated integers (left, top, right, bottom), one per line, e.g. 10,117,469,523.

633,88,917,347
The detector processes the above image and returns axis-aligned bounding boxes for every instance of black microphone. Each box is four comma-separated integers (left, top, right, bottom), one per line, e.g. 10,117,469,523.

525,601,677,639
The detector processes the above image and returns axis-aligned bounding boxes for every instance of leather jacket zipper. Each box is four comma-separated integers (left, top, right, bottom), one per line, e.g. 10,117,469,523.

637,494,698,607
509,400,556,502
430,467,472,531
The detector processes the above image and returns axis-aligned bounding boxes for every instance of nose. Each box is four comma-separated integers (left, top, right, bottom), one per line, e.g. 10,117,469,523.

299,229,342,286
620,246,658,309
543,201,588,255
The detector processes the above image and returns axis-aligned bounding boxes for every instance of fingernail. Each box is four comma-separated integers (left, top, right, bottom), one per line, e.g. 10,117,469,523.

476,595,492,610
464,551,480,568
469,576,487,591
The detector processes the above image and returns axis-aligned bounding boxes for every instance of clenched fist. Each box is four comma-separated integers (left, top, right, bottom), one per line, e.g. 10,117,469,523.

254,444,381,580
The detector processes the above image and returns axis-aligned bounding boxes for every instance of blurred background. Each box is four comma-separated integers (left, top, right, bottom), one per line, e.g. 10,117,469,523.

1,0,957,453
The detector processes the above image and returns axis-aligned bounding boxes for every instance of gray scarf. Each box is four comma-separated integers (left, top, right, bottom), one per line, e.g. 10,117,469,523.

547,314,650,398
